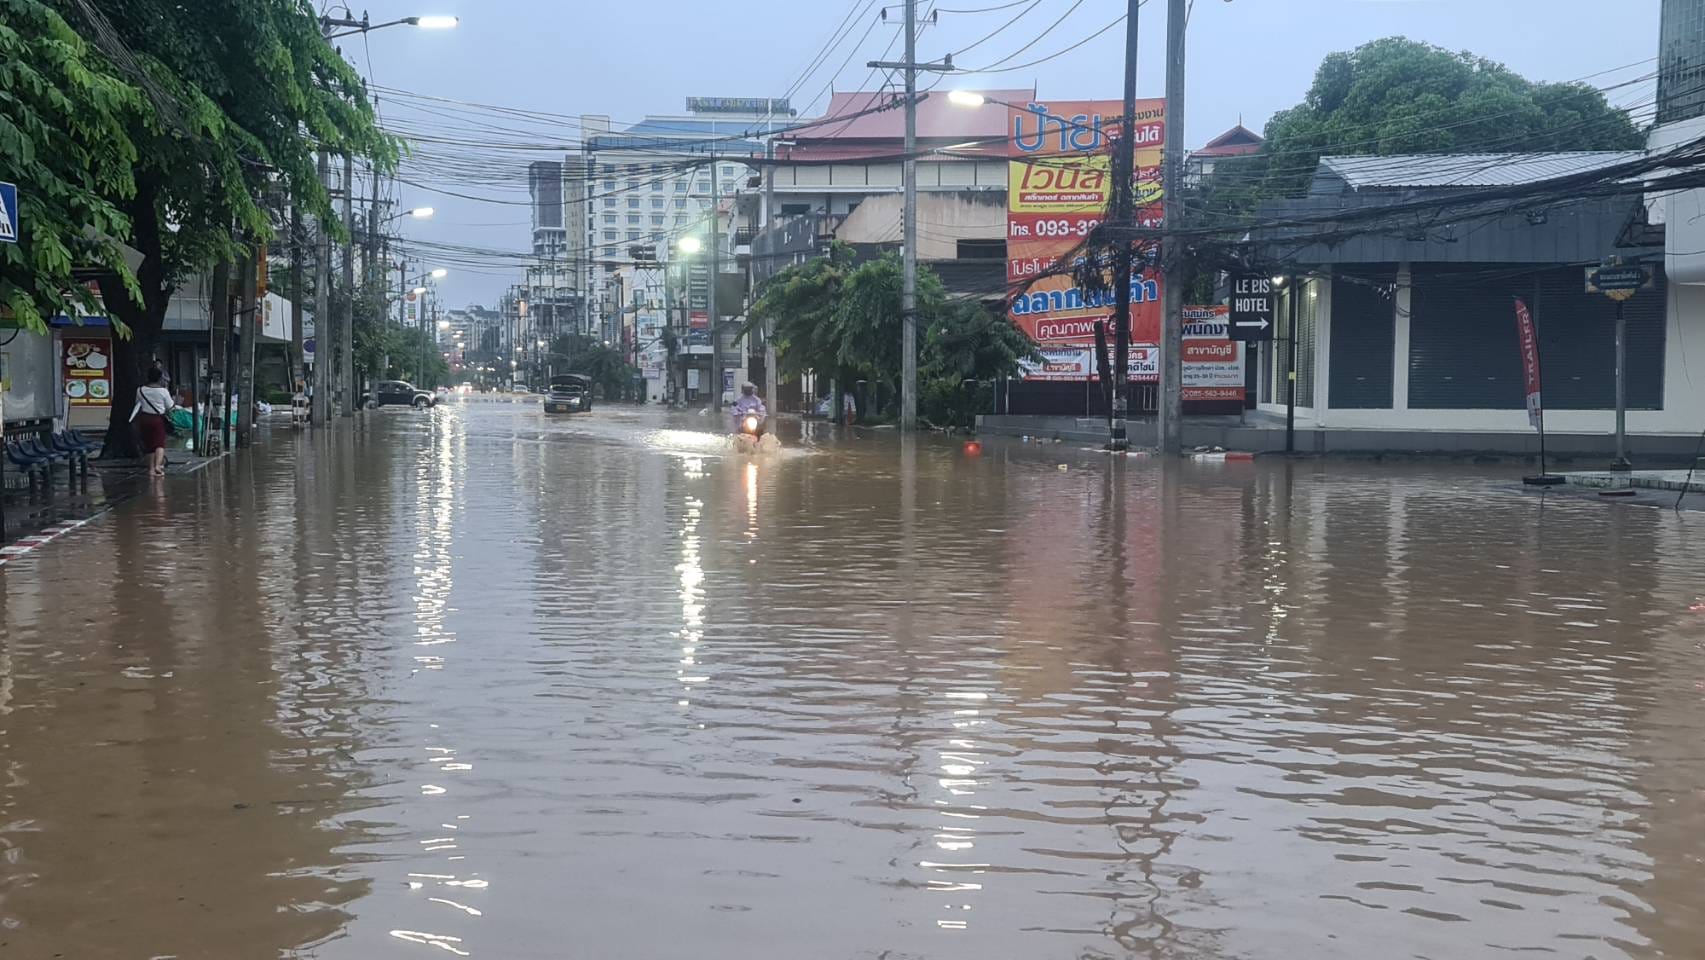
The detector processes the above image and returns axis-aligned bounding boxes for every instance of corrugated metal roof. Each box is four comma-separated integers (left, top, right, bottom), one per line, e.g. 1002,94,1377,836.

1320,152,1645,190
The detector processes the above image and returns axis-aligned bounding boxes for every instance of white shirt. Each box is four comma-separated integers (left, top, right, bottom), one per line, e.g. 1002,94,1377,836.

132,385,174,420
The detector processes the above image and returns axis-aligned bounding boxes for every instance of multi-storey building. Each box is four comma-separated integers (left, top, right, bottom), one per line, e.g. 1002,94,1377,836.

570,98,794,402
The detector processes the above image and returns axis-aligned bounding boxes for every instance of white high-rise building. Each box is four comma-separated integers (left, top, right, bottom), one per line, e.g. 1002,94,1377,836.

569,98,794,399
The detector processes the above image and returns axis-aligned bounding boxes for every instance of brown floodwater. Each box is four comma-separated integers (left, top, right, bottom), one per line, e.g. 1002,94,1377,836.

2,401,1704,959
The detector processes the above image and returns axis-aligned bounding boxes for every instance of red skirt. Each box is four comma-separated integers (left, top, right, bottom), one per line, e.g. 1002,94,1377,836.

136,413,167,452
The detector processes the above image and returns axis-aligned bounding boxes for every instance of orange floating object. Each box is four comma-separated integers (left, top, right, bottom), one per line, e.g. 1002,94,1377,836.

963,440,983,456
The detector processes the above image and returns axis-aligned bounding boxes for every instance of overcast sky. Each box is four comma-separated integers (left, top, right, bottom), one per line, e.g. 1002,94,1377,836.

352,0,1662,307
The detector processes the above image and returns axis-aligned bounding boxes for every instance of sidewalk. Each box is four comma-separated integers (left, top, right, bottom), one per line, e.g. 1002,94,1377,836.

1564,468,1705,493
978,413,1705,463
1,448,223,553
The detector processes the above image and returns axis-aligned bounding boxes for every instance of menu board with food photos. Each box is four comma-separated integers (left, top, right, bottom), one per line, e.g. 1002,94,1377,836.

62,338,112,407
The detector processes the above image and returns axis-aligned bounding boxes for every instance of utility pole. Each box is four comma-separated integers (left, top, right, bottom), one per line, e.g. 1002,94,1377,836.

314,152,332,425
1158,0,1187,455
367,171,382,380
871,8,952,431
901,0,918,432
237,245,258,445
340,153,356,416
290,197,304,394
210,259,232,452
1109,0,1141,452
763,141,779,406
709,152,722,413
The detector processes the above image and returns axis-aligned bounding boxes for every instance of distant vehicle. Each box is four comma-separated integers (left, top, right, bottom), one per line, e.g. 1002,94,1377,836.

511,382,530,394
363,380,437,409
457,382,473,395
544,374,593,414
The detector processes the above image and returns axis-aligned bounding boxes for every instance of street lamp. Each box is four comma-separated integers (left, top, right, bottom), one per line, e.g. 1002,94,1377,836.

322,11,460,39
385,206,435,224
947,90,987,108
677,236,703,255
412,286,428,295
430,268,449,279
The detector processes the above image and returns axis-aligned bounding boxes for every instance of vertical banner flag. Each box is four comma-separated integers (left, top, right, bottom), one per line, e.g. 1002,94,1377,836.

1513,297,1542,429
1008,98,1166,380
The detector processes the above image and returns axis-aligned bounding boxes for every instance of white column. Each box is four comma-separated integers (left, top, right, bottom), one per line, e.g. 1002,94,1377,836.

1313,271,1332,426
1392,264,1412,412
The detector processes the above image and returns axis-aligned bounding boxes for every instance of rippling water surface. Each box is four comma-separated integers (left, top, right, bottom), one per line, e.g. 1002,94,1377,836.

2,402,1703,959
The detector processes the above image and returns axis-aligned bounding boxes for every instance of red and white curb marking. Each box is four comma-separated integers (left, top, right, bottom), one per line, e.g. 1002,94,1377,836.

0,515,100,568
1189,451,1257,462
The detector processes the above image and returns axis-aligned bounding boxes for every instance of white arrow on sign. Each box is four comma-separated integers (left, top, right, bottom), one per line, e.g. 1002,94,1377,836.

1234,319,1270,330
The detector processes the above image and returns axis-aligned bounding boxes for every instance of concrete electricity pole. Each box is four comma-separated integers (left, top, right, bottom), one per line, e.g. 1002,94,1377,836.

901,0,918,432
762,140,779,406
236,247,258,445
290,197,304,392
340,153,356,416
870,4,951,431
709,152,722,413
1109,0,1141,452
314,151,332,425
366,170,381,379
1158,0,1188,455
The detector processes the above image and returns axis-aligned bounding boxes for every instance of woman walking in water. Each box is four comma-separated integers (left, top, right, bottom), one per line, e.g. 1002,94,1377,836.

130,367,175,476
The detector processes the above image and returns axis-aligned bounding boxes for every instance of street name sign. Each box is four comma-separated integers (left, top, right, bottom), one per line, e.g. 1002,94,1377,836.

1228,273,1275,342
1585,264,1651,301
0,182,17,244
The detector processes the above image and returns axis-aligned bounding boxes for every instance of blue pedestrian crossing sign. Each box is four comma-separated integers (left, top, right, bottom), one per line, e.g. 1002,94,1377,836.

0,182,16,243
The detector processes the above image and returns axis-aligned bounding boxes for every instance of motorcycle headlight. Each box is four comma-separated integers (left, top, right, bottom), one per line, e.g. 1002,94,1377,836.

743,415,759,431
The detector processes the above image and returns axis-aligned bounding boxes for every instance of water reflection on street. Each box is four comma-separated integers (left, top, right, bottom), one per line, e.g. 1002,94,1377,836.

2,401,1703,959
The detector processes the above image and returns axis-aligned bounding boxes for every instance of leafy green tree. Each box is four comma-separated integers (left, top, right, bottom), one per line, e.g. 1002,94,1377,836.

73,0,395,456
1211,37,1645,205
748,246,1036,425
747,242,854,382
0,0,142,331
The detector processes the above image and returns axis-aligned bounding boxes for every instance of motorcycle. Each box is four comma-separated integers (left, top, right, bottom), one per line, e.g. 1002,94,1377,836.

732,409,780,454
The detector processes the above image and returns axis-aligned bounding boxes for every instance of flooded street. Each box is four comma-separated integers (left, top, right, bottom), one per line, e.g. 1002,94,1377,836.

3,401,1705,959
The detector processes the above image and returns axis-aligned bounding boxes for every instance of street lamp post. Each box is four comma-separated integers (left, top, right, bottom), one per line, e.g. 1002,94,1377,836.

321,11,458,39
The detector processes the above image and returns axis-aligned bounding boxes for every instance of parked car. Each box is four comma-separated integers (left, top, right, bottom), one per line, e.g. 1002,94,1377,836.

362,380,437,409
543,374,593,414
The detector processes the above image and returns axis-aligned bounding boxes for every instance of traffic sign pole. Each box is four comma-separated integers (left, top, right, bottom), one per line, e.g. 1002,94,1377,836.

1586,261,1646,471
1613,299,1629,471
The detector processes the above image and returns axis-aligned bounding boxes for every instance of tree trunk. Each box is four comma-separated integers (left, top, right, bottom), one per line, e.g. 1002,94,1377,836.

97,179,169,461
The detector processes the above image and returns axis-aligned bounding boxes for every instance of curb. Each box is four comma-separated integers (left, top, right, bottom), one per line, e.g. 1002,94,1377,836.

1190,451,1257,462
0,510,108,569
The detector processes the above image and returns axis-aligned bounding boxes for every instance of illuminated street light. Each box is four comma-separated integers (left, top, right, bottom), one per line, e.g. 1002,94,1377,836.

677,236,703,255
412,286,428,295
430,268,449,279
385,206,435,224
947,90,987,108
322,11,461,39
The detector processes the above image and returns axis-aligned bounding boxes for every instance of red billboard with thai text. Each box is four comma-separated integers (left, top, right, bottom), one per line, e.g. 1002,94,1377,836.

1008,98,1166,373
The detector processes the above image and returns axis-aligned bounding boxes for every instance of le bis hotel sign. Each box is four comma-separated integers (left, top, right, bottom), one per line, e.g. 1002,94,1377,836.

1006,99,1166,362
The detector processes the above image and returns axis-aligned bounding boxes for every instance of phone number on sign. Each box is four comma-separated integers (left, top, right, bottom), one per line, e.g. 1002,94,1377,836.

1032,218,1102,238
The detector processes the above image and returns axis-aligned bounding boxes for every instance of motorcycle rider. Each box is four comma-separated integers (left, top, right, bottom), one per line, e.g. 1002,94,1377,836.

731,381,767,433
